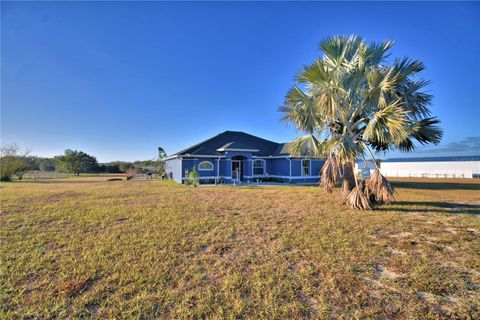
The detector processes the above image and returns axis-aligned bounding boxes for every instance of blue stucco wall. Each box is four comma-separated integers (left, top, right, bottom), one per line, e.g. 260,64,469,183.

268,158,289,176
290,159,324,177
182,158,221,180
167,155,324,184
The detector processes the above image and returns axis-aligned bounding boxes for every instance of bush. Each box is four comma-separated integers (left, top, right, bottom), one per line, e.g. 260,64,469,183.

199,178,216,185
187,168,200,187
255,177,285,183
0,144,31,181
125,167,138,180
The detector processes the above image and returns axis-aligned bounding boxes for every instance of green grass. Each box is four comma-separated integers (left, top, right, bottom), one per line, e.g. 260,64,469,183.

1,176,479,319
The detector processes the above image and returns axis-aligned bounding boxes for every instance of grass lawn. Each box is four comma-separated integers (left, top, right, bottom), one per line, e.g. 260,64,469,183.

1,176,479,319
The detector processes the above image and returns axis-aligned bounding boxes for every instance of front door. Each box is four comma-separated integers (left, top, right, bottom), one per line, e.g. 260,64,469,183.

231,160,242,181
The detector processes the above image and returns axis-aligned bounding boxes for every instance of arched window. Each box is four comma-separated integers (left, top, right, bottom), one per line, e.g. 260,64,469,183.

253,159,265,175
198,161,214,171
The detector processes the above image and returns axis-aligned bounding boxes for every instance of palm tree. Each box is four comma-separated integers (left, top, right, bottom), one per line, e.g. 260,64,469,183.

280,35,442,210
158,147,167,159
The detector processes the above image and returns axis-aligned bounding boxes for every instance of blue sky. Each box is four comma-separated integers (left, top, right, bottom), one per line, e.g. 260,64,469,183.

2,1,479,162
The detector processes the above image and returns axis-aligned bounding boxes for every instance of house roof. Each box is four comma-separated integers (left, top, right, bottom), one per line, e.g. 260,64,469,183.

273,142,292,156
170,131,280,157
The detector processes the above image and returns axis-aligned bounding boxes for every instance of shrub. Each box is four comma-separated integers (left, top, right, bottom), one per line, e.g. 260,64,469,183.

0,144,31,181
125,167,138,180
187,168,200,187
199,178,216,185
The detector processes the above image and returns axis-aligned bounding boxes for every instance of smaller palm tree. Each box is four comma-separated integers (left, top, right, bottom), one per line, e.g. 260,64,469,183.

280,35,443,210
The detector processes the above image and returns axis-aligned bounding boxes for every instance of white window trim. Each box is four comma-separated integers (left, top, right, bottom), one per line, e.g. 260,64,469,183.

252,159,266,175
301,159,310,176
198,161,214,171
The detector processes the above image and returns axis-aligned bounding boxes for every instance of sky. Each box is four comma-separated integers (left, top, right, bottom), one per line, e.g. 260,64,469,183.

2,1,479,162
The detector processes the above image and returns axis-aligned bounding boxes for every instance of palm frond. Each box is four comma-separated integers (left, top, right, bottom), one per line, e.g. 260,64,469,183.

280,86,318,133
288,135,327,158
325,136,364,164
359,39,394,68
396,79,433,119
365,169,395,204
346,185,372,210
319,35,364,69
408,117,443,145
363,100,409,145
394,117,443,151
320,156,340,193
296,59,332,86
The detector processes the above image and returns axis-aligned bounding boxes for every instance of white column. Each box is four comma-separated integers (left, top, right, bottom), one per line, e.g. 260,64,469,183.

216,158,220,184
289,158,292,182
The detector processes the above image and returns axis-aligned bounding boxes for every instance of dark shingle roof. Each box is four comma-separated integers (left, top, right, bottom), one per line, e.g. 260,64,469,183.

217,142,259,151
171,131,280,157
272,143,292,156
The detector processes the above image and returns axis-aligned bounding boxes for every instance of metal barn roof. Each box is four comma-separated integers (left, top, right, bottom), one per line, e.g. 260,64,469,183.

383,155,480,163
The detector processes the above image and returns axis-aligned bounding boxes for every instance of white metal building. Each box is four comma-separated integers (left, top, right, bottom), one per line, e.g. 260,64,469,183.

380,156,480,179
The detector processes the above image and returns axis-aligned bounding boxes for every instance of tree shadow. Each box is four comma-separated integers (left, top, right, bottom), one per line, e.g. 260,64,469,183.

12,180,118,184
376,201,480,215
391,181,480,191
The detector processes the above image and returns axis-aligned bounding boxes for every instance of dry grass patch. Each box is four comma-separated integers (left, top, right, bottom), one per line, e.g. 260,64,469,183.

0,176,479,319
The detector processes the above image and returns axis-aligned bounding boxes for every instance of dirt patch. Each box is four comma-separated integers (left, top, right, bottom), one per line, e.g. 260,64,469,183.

361,276,400,293
444,227,457,234
375,265,405,280
385,246,406,256
52,275,100,298
467,228,479,236
389,231,413,238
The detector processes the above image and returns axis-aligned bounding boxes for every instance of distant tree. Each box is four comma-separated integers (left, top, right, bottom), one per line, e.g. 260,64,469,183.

0,144,32,181
25,156,56,171
118,162,133,173
55,149,99,175
39,158,56,171
98,164,121,173
158,147,167,159
24,156,40,170
156,147,167,174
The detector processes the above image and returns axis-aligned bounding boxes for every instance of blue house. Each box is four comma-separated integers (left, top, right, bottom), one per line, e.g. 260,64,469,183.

163,131,324,184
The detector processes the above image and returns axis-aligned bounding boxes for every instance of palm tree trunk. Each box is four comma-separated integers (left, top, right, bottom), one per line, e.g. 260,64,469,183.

341,161,356,202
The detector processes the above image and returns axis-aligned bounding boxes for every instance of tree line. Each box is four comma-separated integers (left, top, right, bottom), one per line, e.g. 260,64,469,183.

0,144,166,181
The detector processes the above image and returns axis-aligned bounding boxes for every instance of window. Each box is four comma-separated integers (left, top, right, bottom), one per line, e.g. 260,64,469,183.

253,159,265,175
301,159,310,176
198,161,214,171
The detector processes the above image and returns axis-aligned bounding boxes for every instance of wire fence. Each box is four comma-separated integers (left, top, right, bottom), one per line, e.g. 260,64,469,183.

131,174,163,180
22,171,69,179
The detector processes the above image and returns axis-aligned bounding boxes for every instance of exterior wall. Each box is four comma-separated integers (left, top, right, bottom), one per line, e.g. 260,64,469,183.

381,161,480,178
268,159,290,176
164,158,182,183
250,158,324,183
167,156,325,184
224,151,253,182
310,159,324,177
182,158,223,181
290,159,323,178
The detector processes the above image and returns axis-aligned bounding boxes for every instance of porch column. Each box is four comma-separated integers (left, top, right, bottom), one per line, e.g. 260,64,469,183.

216,158,220,184
289,158,292,182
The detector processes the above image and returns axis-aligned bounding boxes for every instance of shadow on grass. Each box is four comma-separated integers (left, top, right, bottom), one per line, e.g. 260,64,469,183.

13,180,120,184
377,201,480,215
391,181,480,191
